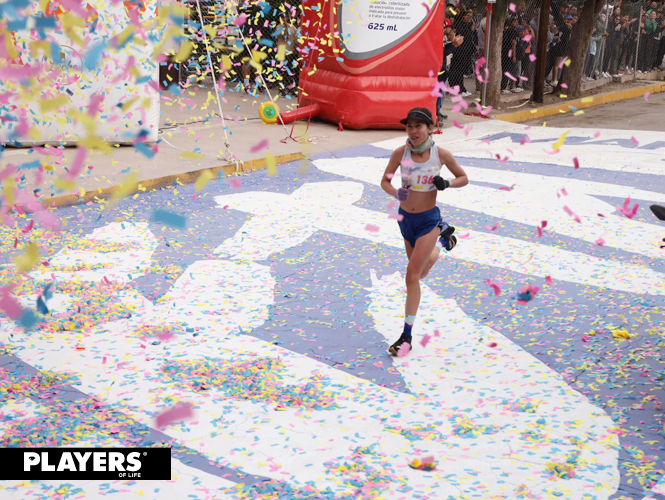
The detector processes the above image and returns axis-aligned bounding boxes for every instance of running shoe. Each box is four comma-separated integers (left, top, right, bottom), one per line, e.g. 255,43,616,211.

439,223,457,251
388,333,412,356
650,204,665,221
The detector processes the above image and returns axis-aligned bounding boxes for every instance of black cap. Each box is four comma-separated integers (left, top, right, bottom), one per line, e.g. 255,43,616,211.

400,107,434,126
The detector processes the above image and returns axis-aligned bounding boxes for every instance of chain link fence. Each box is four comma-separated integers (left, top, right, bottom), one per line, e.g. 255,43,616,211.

423,0,664,109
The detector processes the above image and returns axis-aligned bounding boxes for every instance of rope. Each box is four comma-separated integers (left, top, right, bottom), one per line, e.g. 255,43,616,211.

232,24,292,139
194,0,235,164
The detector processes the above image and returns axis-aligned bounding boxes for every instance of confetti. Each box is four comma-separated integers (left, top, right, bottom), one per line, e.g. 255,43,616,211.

155,402,194,428
153,209,187,229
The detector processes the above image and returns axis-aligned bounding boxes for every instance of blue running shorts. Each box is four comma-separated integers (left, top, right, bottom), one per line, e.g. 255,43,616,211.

397,206,442,248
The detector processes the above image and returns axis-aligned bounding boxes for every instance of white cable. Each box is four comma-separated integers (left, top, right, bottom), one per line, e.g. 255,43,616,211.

233,22,291,136
194,0,235,163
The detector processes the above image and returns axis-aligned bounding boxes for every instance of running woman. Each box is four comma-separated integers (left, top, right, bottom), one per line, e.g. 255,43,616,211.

380,107,468,355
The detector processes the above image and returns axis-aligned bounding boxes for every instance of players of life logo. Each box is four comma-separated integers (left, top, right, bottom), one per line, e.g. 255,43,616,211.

0,448,171,480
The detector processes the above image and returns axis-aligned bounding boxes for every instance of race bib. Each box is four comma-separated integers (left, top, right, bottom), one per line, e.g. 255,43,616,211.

404,165,440,192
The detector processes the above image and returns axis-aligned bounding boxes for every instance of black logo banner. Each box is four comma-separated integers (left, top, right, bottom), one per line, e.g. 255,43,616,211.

0,448,171,480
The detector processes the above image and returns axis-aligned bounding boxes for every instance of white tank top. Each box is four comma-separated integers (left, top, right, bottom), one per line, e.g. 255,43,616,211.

400,142,442,192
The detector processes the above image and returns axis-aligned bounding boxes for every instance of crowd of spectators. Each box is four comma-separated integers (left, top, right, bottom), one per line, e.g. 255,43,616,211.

438,0,665,102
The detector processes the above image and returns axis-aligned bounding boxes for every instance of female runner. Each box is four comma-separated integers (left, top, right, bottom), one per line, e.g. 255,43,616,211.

380,107,469,355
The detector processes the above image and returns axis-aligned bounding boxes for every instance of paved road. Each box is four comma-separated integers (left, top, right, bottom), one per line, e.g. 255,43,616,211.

2,122,665,500
524,91,665,132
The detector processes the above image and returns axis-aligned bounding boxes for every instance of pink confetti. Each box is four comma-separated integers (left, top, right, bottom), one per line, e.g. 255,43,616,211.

545,276,553,285
488,342,498,348
0,64,44,80
563,205,581,223
0,284,23,320
249,139,269,153
479,139,491,145
504,72,517,82
486,279,502,296
499,184,515,191
433,329,440,337
485,223,498,231
155,402,194,428
421,2,431,14
229,177,242,188
420,334,431,347
388,214,404,221
102,356,107,364
561,83,568,89
457,232,470,239
631,136,639,146
509,2,516,11
561,188,568,196
582,335,590,342
595,237,605,246
529,54,537,62
617,197,639,219
365,224,380,232
397,343,410,357
452,120,464,129
573,157,579,169
597,213,605,217
387,200,398,210
233,14,247,26
594,131,601,138
155,330,177,342
21,220,34,233
558,57,569,69
644,92,650,101
34,210,61,232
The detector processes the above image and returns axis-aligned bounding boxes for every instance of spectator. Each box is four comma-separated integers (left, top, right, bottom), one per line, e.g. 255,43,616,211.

436,19,464,122
545,2,572,86
584,29,606,80
448,10,477,97
501,17,524,93
520,16,536,90
603,14,624,77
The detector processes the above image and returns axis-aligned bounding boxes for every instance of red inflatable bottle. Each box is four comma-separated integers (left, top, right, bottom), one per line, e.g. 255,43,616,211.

298,0,444,129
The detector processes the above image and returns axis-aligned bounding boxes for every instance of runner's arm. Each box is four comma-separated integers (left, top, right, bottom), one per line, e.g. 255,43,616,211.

381,147,405,197
439,147,469,188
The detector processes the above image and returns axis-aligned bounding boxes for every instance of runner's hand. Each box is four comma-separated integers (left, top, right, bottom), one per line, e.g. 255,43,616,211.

395,186,410,201
433,176,451,191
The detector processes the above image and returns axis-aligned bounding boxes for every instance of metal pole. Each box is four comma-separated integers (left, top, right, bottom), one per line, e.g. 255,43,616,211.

481,4,493,107
533,0,552,102
633,4,643,80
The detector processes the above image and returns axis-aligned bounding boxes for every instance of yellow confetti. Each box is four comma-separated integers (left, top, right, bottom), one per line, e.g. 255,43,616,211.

552,130,570,151
111,170,138,202
581,97,594,103
174,41,194,63
180,152,206,160
195,169,215,191
14,243,39,273
39,95,70,113
277,43,286,61
266,153,276,176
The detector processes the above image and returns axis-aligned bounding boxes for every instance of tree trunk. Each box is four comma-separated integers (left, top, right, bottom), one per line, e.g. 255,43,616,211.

485,0,510,108
557,0,605,97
